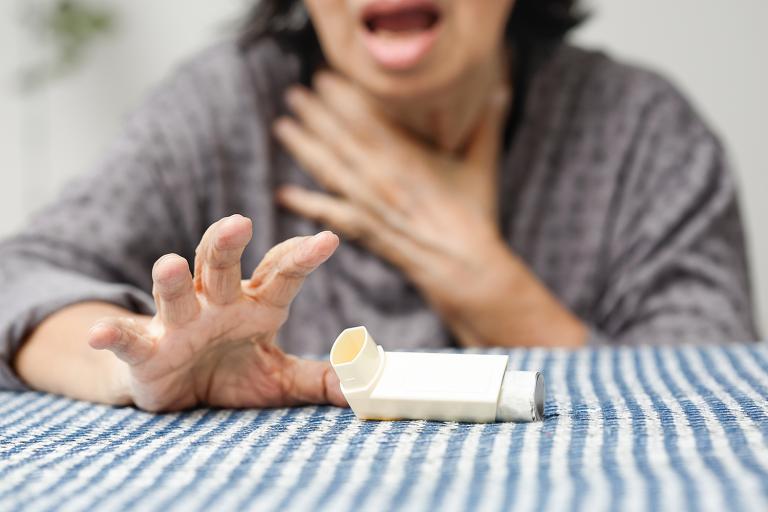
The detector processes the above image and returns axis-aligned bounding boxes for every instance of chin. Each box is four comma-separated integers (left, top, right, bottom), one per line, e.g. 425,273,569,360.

342,57,468,103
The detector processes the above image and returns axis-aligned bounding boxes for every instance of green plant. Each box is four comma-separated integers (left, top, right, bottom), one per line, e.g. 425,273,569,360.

20,0,117,91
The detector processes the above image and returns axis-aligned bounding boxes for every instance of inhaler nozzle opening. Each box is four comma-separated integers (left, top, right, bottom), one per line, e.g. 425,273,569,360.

330,326,383,390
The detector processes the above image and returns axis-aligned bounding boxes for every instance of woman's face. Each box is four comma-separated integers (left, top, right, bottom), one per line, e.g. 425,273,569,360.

304,0,515,101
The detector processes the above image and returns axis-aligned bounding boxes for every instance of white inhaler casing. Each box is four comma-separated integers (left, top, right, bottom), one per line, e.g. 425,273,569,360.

330,326,545,423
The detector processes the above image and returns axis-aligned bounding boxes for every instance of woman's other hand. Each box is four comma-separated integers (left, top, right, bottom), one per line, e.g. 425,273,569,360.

86,215,346,411
275,72,507,312
274,72,586,348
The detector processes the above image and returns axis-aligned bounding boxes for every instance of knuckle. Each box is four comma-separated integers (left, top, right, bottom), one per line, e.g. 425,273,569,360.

372,179,406,209
207,247,241,270
253,291,292,316
279,253,314,280
343,217,369,242
263,244,283,261
154,284,189,302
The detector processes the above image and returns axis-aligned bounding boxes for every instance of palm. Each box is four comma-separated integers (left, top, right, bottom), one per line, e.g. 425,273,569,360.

130,300,309,411
89,215,346,412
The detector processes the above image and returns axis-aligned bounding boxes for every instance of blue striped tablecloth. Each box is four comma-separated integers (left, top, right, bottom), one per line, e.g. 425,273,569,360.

1,344,767,512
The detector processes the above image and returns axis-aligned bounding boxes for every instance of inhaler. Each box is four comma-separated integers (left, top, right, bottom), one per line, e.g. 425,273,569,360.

330,326,545,423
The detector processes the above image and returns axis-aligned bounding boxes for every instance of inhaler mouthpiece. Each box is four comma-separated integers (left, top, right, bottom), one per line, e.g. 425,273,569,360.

330,326,384,390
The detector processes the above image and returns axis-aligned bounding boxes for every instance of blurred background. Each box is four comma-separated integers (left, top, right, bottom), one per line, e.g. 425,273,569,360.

1,0,766,334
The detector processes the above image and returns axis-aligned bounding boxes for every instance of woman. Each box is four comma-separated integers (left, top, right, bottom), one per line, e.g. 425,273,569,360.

0,0,758,411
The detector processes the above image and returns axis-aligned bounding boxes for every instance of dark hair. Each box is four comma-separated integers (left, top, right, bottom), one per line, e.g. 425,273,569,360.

239,1,584,79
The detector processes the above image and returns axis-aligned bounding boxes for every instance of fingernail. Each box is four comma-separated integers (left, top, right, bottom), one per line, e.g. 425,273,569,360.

224,213,250,229
313,231,338,244
491,88,511,109
284,86,303,107
313,71,330,87
152,253,174,271
273,117,291,135
277,185,295,196
88,323,104,336
152,254,186,285
89,322,120,344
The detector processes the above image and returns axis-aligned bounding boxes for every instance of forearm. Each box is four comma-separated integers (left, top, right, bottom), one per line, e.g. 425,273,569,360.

13,302,141,405
417,244,587,348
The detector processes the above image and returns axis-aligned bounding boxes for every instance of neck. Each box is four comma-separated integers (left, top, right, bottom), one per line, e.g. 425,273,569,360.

378,47,510,153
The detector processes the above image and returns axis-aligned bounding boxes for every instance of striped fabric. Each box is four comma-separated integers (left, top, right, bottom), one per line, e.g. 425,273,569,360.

1,344,767,512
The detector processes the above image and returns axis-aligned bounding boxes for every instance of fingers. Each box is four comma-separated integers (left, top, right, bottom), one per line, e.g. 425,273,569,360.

248,231,339,309
89,318,155,366
152,253,200,326
273,117,357,197
285,357,348,407
278,73,428,219
274,116,403,221
194,214,252,305
276,186,368,239
276,185,419,267
278,181,414,236
284,85,368,165
311,71,402,147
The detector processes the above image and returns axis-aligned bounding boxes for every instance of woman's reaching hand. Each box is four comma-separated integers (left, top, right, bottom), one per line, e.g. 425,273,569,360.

87,215,346,411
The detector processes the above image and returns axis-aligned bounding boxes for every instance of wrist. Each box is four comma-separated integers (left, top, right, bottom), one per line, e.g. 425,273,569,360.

414,234,513,322
448,243,522,345
432,241,587,348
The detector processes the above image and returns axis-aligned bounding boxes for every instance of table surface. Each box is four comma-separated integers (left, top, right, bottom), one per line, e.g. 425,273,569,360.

1,344,767,512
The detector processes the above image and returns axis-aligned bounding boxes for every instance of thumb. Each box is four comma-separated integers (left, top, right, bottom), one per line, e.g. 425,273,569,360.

464,87,511,171
89,317,155,366
286,357,349,407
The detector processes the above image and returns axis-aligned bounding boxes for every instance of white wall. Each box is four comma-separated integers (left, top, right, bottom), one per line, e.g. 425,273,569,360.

0,0,244,220
1,1,766,333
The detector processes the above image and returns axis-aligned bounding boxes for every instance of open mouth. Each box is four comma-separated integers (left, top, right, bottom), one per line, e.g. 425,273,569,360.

359,0,442,71
363,1,441,33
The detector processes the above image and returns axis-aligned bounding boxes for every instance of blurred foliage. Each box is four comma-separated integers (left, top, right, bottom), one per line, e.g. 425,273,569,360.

20,0,117,92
